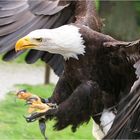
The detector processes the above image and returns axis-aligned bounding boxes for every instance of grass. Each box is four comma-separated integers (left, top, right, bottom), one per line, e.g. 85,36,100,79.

0,84,94,140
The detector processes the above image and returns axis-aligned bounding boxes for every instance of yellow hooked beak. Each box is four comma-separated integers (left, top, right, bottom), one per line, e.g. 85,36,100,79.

15,36,37,52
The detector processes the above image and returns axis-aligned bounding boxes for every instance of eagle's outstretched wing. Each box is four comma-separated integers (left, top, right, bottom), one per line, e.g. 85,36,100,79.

103,80,140,139
103,39,140,65
103,39,140,139
0,0,101,76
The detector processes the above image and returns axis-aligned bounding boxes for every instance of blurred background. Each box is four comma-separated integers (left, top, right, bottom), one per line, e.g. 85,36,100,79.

0,1,140,140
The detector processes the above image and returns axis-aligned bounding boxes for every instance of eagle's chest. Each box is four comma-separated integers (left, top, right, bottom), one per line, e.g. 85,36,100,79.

64,56,94,83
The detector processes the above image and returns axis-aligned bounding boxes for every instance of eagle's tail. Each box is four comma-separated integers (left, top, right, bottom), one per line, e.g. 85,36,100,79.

103,83,140,139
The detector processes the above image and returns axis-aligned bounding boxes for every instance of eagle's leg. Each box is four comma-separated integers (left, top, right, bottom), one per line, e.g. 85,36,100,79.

25,75,72,122
42,74,72,104
49,81,102,132
26,81,103,132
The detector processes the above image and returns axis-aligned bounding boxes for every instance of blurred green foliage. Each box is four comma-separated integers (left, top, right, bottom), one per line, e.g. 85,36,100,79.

95,0,100,10
99,1,140,40
134,1,140,13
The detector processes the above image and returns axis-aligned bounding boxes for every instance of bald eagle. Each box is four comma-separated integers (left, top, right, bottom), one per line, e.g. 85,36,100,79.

0,0,140,139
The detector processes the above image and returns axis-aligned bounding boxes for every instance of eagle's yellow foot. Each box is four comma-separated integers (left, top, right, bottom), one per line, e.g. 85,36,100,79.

16,89,58,121
17,89,32,100
27,103,52,114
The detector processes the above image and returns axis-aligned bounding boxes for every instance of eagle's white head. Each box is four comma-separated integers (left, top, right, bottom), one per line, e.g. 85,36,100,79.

15,25,85,60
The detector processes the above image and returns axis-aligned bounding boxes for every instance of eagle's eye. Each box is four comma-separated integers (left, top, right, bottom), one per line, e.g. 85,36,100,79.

35,38,42,42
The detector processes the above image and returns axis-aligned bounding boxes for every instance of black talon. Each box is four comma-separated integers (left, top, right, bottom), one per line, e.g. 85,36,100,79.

28,97,38,101
24,115,37,123
23,112,47,123
17,89,27,96
26,117,37,123
24,102,32,106
46,103,58,109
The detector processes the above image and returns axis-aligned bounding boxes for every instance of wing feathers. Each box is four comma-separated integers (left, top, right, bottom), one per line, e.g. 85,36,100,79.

75,0,102,31
2,49,25,61
1,1,27,10
29,0,69,16
25,50,45,64
104,40,140,63
0,11,34,36
104,81,140,139
0,4,28,18
41,53,64,76
104,39,140,78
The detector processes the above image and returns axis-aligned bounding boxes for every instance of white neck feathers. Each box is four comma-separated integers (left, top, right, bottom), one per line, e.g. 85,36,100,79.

29,25,85,60
100,109,115,134
49,25,86,60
